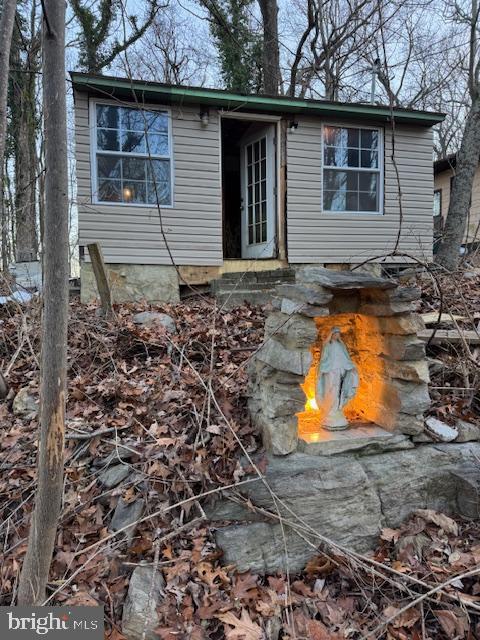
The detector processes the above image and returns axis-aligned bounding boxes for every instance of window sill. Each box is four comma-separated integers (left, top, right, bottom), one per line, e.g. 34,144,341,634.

322,210,384,215
92,200,174,210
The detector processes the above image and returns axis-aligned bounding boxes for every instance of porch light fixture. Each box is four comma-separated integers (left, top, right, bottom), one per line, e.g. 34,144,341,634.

288,120,299,131
199,107,210,126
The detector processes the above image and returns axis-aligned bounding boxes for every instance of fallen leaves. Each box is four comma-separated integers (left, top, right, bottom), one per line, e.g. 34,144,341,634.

217,610,263,640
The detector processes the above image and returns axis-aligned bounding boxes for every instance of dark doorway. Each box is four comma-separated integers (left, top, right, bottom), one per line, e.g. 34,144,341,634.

221,118,275,259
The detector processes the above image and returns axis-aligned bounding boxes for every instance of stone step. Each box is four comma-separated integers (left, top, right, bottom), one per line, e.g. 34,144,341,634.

219,268,296,283
215,290,276,308
212,280,277,293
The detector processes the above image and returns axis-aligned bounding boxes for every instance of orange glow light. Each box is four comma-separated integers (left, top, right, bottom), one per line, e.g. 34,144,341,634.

297,313,389,441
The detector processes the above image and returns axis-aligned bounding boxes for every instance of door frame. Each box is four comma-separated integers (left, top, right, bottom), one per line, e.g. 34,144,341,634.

219,111,283,260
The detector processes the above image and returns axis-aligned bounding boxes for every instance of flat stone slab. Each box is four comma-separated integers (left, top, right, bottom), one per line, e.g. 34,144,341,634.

296,266,397,290
297,422,413,456
209,443,480,574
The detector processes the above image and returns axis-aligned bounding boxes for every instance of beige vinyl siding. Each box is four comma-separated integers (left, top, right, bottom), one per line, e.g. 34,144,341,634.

286,118,434,263
434,165,480,243
74,91,222,265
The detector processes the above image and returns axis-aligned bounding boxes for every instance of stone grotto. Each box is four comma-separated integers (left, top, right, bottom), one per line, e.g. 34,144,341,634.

209,267,480,574
248,266,429,455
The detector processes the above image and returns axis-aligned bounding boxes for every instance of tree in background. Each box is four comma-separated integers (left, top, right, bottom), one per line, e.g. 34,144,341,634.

200,0,262,93
9,3,40,262
0,0,17,271
257,0,280,94
17,0,69,604
70,0,163,73
435,0,480,269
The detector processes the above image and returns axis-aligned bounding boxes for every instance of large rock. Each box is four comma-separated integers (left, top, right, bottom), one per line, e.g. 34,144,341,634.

132,311,177,334
380,358,430,384
455,419,480,442
279,298,329,317
81,262,179,304
377,315,425,336
276,283,333,306
255,414,298,456
98,464,130,489
297,266,396,290
12,388,38,417
260,383,305,419
111,498,145,544
257,339,312,376
209,443,480,574
264,312,317,349
122,566,165,640
382,336,425,361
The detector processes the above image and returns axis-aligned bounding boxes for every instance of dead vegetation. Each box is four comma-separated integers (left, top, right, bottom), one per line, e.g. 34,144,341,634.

0,268,479,638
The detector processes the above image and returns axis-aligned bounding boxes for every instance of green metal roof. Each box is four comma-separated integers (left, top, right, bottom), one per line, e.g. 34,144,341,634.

70,72,445,126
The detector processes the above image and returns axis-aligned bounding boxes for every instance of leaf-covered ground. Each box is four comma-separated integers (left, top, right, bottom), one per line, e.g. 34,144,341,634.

0,282,479,639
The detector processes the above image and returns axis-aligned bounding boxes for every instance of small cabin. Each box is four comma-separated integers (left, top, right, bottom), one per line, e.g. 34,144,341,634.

71,73,444,302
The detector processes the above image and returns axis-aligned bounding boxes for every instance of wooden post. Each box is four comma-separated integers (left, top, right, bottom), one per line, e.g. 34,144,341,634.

87,242,113,317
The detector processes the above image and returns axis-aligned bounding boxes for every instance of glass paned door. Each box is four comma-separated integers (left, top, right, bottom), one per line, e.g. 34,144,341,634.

240,126,276,258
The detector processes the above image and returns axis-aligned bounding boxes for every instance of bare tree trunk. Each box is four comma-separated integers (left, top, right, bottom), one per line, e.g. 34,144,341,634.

14,102,38,262
0,0,17,272
17,0,69,605
435,97,480,270
12,66,38,262
258,0,280,95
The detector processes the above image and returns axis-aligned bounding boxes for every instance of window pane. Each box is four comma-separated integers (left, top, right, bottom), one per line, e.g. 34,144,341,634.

361,130,378,150
433,191,441,216
248,224,253,244
123,181,146,204
324,169,357,191
324,146,349,167
121,107,149,132
98,179,121,202
260,137,266,158
324,126,359,148
359,172,378,193
146,111,168,133
261,200,267,224
324,190,346,211
147,133,169,155
347,148,359,167
147,159,170,183
361,149,378,168
359,191,378,211
147,181,171,205
255,223,261,243
121,131,145,153
261,221,267,242
97,155,121,179
96,105,119,129
346,192,359,211
97,128,120,151
123,157,146,181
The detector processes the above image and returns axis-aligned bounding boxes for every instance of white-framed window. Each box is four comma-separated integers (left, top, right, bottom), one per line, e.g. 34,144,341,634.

91,102,173,206
322,125,383,214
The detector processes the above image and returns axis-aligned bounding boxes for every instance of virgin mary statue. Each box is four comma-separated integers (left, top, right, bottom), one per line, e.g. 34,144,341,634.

315,327,358,430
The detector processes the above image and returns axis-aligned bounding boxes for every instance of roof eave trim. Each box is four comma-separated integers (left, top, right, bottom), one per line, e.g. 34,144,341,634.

70,74,446,126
